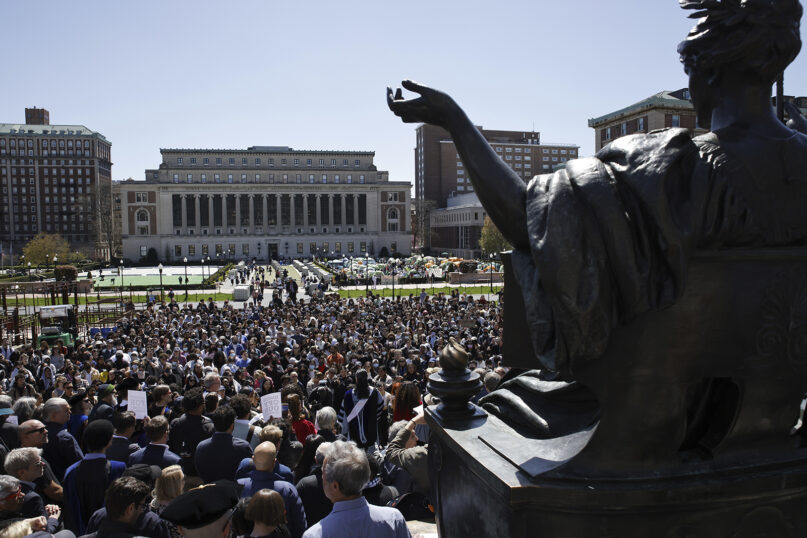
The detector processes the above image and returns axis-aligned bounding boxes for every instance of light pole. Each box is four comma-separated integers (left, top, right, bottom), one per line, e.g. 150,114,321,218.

183,257,188,301
489,253,495,294
118,259,124,303
365,250,369,295
158,263,164,302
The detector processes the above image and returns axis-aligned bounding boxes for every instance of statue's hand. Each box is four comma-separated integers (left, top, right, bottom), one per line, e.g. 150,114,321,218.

785,101,807,134
387,80,459,128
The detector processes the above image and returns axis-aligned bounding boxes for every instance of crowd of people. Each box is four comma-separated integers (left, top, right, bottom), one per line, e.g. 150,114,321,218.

0,263,506,538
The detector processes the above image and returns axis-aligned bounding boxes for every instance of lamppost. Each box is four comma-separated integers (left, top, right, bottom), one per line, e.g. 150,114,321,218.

118,259,124,302
183,257,188,301
489,253,495,294
391,263,396,299
158,263,164,302
365,250,370,294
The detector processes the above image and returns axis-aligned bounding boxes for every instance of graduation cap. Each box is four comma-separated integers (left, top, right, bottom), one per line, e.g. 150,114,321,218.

161,481,241,530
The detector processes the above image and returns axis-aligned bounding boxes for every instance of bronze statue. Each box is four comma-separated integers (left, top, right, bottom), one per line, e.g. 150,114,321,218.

389,1,807,535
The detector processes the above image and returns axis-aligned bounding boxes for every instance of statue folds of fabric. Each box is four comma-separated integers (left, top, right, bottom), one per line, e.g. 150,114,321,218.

389,0,807,447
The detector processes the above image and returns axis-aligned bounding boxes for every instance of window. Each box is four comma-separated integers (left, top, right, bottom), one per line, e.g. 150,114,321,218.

354,159,360,167
228,244,235,255
216,158,222,165
319,159,325,166
605,127,612,140
359,175,365,184
671,114,681,127
335,242,341,253
241,174,247,183
255,158,261,165
173,174,179,183
360,241,367,253
307,159,312,166
214,174,221,183
387,207,399,232
638,117,645,131
189,245,196,256
347,175,352,183
322,175,327,184
190,158,197,165
229,158,235,165
215,244,223,255
255,174,261,182
136,209,149,222
140,246,147,257
334,175,340,183
204,158,209,165
187,174,193,183
294,159,300,166
505,147,512,153
391,241,397,253
331,159,337,167
297,243,303,254
242,158,247,165
174,245,182,257
177,157,183,164
242,244,249,255
201,174,207,183
309,175,315,184
135,192,148,203
202,244,209,255
620,123,627,136
227,174,233,183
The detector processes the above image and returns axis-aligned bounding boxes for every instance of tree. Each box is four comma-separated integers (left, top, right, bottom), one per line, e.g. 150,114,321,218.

22,234,72,265
73,182,119,261
479,216,511,255
412,198,437,252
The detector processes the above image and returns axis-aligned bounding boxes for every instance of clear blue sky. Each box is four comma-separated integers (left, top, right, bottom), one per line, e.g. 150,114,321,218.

3,0,807,186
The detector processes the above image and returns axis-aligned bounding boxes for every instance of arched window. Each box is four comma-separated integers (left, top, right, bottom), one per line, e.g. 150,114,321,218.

136,210,149,222
387,207,399,232
136,209,150,236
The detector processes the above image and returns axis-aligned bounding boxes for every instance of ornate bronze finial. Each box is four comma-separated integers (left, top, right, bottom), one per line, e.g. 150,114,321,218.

439,337,469,374
427,337,484,420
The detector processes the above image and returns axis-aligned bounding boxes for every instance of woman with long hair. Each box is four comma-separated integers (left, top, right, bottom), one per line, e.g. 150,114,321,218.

149,465,184,538
392,381,421,423
286,393,315,447
292,434,326,484
339,369,389,449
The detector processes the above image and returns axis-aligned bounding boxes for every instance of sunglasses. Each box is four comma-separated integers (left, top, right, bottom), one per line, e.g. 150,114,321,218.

1,487,22,501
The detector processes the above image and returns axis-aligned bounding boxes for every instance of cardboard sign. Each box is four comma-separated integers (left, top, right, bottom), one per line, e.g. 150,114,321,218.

261,392,282,421
128,390,148,420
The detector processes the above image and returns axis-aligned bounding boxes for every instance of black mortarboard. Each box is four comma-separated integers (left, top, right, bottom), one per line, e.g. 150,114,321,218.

161,480,241,529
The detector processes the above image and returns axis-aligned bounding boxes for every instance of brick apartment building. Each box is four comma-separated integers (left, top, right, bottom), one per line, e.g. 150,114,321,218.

0,108,113,259
415,124,579,254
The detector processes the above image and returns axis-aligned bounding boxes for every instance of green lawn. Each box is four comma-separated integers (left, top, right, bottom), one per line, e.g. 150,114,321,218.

93,275,207,289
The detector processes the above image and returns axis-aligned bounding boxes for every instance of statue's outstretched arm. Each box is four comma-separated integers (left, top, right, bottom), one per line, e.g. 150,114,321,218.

388,80,529,249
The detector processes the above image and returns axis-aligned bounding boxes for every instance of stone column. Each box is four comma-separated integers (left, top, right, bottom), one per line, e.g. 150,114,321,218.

290,193,296,231
328,194,335,227
194,194,201,234
181,194,188,230
222,194,228,229
341,195,347,228
248,194,255,233
353,194,359,228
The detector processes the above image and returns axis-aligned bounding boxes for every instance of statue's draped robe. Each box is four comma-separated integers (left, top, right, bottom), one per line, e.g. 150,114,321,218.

509,127,807,380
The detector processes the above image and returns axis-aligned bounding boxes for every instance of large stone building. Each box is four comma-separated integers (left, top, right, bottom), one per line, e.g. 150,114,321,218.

415,124,579,253
119,146,411,262
587,88,706,152
0,108,113,258
429,193,487,259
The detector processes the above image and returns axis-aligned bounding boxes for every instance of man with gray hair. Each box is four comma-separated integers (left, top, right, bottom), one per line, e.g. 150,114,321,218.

302,440,410,538
0,475,60,534
296,441,333,526
42,398,83,482
4,447,60,521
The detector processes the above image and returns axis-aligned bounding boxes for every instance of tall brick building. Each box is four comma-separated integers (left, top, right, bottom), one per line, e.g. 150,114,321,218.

414,124,579,253
0,108,112,259
588,89,706,152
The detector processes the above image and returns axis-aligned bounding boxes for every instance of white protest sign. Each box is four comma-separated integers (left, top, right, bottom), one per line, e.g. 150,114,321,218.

6,415,18,425
261,392,282,421
128,390,148,420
